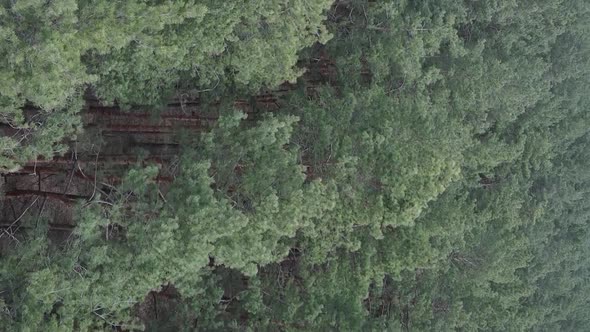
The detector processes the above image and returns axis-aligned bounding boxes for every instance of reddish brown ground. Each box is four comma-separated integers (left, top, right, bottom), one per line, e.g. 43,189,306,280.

0,53,339,242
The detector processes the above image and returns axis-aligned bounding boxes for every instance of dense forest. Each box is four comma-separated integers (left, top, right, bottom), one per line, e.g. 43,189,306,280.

0,0,589,330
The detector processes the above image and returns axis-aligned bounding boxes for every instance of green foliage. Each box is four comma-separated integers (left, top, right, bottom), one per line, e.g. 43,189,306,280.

0,0,333,171
86,0,333,105
1,0,589,330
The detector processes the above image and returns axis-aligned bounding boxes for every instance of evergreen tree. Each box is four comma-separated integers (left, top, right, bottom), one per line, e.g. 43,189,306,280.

0,0,333,170
1,0,589,330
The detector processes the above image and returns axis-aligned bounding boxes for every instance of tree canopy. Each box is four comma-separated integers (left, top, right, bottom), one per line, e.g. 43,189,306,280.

1,0,589,330
0,0,332,171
